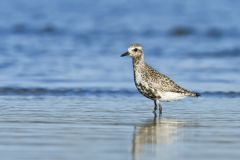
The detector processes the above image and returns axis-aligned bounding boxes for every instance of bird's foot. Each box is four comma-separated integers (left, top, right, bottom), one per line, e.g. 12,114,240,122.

159,107,163,115
152,110,157,117
153,106,157,115
159,109,162,115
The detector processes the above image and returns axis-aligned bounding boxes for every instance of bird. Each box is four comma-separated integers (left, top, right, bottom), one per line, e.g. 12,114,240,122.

121,43,200,114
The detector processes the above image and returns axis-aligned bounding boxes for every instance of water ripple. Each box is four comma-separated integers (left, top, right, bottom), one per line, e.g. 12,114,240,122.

0,87,239,98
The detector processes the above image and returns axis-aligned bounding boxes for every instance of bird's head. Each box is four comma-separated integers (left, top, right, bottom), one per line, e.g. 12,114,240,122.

121,43,144,58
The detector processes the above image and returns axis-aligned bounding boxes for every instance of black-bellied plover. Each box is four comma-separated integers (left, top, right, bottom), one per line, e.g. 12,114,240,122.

121,43,200,114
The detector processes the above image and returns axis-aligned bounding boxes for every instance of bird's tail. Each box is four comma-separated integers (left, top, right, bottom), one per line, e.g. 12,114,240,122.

184,91,201,97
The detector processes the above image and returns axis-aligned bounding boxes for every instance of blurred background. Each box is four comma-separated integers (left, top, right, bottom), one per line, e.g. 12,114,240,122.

0,1,240,160
0,0,239,94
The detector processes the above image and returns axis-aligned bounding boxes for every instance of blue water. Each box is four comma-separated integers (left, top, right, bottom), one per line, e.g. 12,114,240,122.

0,0,240,160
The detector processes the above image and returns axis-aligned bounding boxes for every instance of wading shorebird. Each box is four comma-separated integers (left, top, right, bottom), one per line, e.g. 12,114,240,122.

121,43,200,114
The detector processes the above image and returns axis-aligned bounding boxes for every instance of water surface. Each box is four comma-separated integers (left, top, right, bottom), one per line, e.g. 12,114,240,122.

0,96,240,160
0,0,240,160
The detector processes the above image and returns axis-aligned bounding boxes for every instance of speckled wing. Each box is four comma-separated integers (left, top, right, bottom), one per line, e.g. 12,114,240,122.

144,64,197,96
157,74,189,93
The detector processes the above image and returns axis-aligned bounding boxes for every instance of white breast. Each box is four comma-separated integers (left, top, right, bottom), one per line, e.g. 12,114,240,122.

135,70,142,84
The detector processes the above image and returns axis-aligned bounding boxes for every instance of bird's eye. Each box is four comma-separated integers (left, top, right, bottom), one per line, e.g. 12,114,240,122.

133,48,138,52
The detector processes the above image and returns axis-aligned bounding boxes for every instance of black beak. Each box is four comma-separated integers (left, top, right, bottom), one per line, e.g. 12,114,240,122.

121,51,129,57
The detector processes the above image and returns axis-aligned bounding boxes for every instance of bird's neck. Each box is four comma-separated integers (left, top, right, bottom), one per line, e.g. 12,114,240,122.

132,55,145,70
132,55,145,85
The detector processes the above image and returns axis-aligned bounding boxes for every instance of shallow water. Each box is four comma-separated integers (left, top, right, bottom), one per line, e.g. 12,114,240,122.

0,0,240,160
0,96,240,160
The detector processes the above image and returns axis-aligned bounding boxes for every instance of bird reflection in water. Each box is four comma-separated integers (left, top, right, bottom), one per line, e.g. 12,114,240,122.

132,115,185,160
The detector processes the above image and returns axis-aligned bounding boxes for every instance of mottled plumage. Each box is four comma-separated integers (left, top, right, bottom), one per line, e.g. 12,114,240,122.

121,43,200,114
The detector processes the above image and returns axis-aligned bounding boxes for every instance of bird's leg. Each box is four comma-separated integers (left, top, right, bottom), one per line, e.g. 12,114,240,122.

156,100,163,114
153,100,158,113
158,102,163,114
